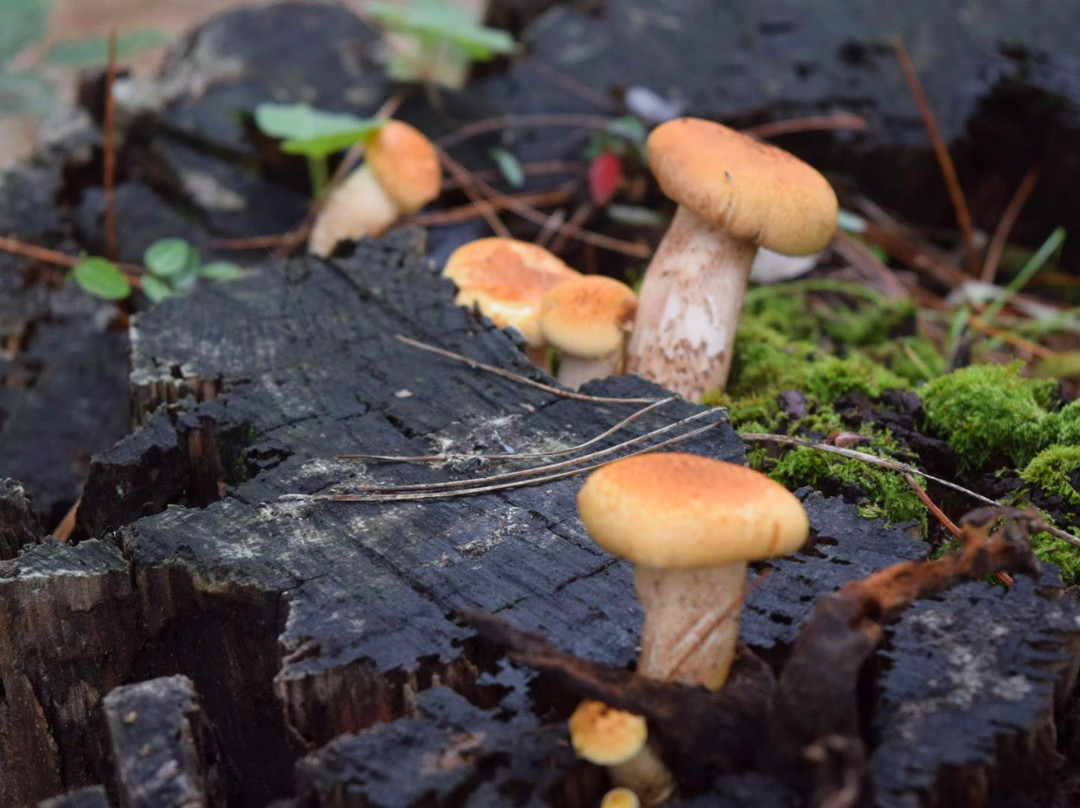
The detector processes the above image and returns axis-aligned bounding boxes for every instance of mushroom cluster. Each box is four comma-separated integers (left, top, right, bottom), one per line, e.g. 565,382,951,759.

309,120,441,257
442,238,581,368
625,118,838,401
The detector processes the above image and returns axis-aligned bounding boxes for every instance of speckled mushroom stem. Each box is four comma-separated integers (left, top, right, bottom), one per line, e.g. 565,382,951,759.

634,561,748,690
557,351,620,389
625,206,757,401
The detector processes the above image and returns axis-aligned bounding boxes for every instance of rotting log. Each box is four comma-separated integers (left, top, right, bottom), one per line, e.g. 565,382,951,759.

4,228,1068,807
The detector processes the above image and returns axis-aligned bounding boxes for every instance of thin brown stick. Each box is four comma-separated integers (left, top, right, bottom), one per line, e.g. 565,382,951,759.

441,160,584,191
103,31,119,262
308,420,721,502
212,234,292,251
903,473,961,538
407,185,576,227
394,334,665,404
0,235,143,276
523,59,621,112
436,147,512,237
463,171,650,258
968,316,1055,358
549,201,594,255
534,207,566,248
339,409,717,493
742,432,1080,549
892,37,979,276
52,497,80,542
340,397,675,463
980,168,1040,283
904,473,1014,585
745,112,869,138
437,113,617,149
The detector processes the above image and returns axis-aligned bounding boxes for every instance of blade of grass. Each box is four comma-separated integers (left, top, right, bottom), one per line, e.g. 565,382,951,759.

981,226,1066,325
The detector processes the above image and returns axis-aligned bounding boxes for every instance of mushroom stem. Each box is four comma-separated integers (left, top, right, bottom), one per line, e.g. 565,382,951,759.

526,344,551,372
309,165,400,257
625,205,757,400
634,561,747,690
557,350,620,389
609,741,675,807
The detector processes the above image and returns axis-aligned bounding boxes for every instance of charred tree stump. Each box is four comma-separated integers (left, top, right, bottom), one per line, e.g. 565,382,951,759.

0,478,41,559
104,676,228,808
6,229,1066,807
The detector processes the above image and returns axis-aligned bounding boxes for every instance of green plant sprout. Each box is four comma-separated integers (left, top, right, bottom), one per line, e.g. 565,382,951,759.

369,0,517,89
72,238,242,304
254,103,384,199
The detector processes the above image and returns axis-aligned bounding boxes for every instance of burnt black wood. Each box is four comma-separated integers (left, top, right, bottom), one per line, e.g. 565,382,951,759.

104,675,228,808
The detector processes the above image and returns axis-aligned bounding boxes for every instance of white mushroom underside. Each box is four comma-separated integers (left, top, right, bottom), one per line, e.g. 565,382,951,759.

625,205,757,400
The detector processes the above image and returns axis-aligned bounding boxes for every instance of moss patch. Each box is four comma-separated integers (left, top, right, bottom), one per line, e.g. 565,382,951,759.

1021,445,1080,507
766,444,927,531
921,362,1059,473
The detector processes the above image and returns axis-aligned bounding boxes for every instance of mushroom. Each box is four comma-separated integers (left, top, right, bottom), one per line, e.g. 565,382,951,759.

309,119,441,257
577,452,808,689
625,118,837,400
539,276,637,389
569,700,675,807
442,238,581,368
601,787,641,808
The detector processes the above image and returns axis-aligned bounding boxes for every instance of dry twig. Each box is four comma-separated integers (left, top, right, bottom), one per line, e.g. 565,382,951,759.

980,168,1040,284
892,37,979,275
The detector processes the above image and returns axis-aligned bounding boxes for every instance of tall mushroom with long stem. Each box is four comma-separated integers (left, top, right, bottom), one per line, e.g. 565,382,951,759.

577,452,808,689
625,118,838,401
309,120,441,257
442,238,581,368
540,276,637,389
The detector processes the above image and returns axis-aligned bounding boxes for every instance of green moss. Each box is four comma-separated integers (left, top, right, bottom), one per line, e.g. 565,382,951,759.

1021,445,1080,506
804,354,906,404
865,335,945,385
1049,400,1080,446
1031,532,1080,585
767,445,927,531
921,362,1058,472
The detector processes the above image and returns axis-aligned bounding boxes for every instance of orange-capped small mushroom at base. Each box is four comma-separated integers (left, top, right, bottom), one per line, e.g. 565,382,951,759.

569,700,675,807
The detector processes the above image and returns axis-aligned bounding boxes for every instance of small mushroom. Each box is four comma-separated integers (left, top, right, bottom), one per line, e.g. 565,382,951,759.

309,120,441,257
569,700,675,807
625,118,837,400
442,238,581,368
577,453,808,689
601,787,641,808
539,276,637,389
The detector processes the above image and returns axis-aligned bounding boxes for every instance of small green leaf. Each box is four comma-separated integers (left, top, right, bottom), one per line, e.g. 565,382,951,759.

199,261,244,281
73,258,131,301
255,103,383,159
144,238,198,278
489,147,524,188
605,116,648,146
140,275,174,304
43,29,169,66
370,0,517,61
0,0,48,63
